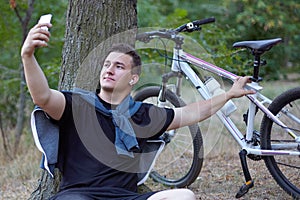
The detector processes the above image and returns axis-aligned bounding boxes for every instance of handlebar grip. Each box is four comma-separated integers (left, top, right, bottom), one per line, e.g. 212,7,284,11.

192,17,215,26
175,17,215,32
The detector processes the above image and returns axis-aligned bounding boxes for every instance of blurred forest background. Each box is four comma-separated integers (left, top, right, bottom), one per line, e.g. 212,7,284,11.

0,0,299,165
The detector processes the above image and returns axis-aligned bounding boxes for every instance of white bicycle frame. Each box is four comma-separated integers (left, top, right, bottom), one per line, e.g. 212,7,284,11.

170,48,300,156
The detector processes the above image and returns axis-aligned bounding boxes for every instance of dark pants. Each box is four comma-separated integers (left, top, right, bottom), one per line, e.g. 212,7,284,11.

50,187,157,200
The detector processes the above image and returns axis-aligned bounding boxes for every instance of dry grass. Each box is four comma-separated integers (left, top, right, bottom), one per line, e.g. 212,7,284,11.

0,136,41,200
0,78,299,200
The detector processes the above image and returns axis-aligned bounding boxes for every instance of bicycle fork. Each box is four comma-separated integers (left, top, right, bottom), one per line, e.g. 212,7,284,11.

159,71,183,103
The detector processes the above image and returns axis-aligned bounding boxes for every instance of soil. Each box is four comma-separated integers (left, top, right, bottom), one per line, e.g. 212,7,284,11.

143,152,293,200
2,153,293,200
191,154,292,200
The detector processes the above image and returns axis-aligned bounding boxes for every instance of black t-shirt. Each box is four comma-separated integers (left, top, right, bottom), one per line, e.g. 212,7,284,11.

55,91,174,192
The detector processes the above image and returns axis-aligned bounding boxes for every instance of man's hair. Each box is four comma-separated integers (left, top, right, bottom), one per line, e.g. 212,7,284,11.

105,43,142,75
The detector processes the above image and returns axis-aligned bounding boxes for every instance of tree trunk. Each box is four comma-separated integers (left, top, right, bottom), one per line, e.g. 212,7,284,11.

14,66,26,155
13,0,35,155
59,0,138,90
29,0,137,199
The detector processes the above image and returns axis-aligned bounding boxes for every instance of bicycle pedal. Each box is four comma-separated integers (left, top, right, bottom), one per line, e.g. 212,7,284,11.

235,180,254,198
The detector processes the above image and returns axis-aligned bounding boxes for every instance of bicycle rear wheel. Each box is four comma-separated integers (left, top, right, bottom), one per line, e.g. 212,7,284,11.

260,87,300,198
133,86,203,187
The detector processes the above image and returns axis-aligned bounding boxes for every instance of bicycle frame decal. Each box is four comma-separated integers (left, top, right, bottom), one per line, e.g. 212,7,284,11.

183,51,238,81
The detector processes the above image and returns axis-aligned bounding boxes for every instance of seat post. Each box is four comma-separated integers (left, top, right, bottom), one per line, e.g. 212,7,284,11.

252,54,261,82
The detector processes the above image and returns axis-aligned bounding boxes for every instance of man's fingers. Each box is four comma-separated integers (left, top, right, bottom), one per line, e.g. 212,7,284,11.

35,32,50,42
246,89,256,95
36,22,52,30
28,26,51,47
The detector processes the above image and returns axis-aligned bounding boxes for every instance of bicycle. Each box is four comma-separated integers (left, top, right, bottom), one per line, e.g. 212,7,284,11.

134,17,300,198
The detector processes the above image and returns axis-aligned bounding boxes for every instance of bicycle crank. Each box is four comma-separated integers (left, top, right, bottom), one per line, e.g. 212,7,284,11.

236,149,254,198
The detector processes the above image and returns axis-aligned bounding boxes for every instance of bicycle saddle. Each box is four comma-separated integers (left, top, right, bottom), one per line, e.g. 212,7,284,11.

233,38,282,55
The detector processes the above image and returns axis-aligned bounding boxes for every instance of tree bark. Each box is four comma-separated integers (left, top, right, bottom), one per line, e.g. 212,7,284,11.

59,0,137,90
29,0,137,199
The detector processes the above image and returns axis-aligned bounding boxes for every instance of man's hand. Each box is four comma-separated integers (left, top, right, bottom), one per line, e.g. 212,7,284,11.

226,76,255,99
21,23,52,58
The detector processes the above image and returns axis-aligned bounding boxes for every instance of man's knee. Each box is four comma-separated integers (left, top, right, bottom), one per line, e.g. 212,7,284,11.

148,188,196,200
180,189,196,200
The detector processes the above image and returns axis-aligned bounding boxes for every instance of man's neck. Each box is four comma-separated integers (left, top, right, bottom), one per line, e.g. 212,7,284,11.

98,90,129,105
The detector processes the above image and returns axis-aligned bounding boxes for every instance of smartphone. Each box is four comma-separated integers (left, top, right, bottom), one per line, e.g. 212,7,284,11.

38,14,52,31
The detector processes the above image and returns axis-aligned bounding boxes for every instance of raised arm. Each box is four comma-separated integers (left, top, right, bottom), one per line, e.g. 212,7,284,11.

168,76,255,130
21,23,65,120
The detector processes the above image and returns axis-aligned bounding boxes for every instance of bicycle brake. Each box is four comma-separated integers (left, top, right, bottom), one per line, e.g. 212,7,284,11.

235,180,254,198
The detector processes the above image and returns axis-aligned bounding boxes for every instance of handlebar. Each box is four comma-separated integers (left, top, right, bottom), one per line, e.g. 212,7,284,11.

175,17,215,32
136,17,215,43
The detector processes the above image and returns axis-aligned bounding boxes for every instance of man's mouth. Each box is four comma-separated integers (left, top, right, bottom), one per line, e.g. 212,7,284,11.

104,76,115,81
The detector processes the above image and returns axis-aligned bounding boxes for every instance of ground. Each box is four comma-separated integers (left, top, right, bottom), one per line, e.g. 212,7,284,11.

192,154,292,199
143,152,293,200
1,153,293,199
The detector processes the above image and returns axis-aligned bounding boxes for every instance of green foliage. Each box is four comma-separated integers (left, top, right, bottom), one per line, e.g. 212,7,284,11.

0,0,67,131
224,0,300,80
137,0,300,81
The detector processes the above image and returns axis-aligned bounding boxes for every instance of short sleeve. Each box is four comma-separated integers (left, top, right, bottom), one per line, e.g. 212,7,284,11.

131,103,174,140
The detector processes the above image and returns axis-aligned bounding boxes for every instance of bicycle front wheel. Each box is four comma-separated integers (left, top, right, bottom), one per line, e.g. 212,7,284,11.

260,87,300,198
133,86,203,187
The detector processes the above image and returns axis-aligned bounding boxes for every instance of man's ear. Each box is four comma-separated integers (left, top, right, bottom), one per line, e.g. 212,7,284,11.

130,74,139,85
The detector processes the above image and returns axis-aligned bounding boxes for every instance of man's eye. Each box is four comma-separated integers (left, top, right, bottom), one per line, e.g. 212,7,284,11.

117,65,124,69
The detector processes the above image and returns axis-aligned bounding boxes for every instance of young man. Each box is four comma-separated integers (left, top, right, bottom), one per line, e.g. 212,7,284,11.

21,22,254,200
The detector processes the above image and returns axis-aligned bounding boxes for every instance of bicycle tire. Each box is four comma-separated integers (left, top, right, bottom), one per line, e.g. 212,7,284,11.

260,87,300,198
133,86,204,187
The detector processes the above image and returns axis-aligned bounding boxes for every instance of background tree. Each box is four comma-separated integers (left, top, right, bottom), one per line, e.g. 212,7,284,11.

29,0,138,199
0,0,67,158
223,0,300,79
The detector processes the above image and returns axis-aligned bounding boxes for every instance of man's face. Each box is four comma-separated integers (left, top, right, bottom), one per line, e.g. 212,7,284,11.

100,52,135,93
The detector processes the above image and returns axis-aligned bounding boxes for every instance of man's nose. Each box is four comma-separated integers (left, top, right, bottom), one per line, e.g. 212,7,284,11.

105,64,115,74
